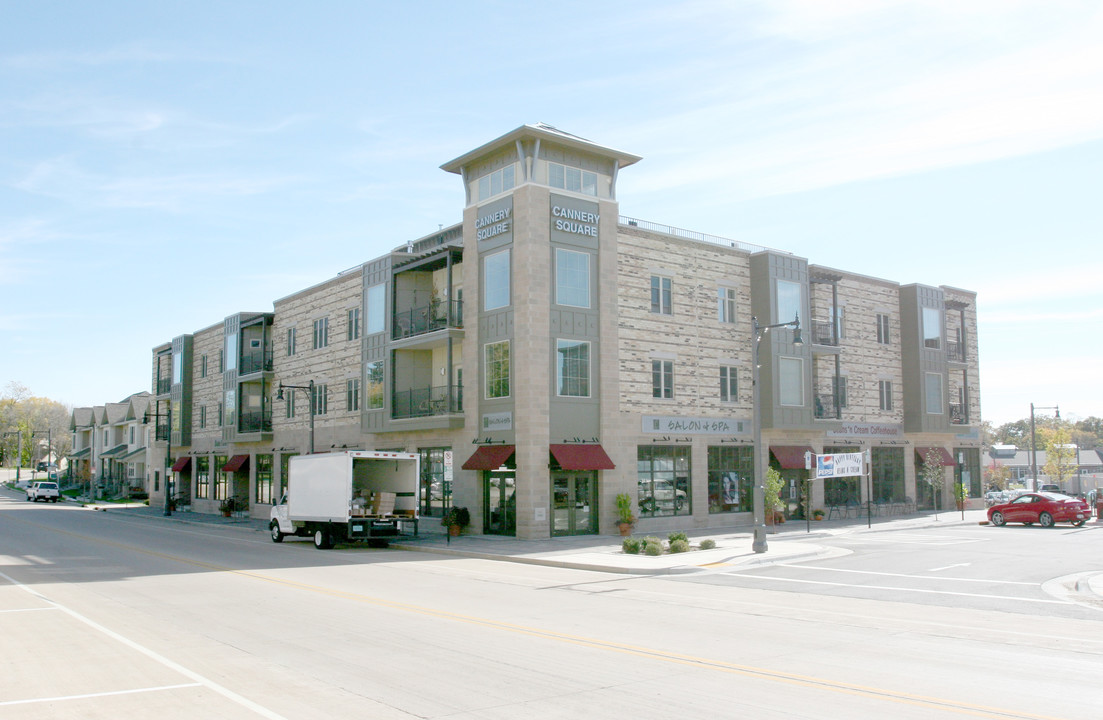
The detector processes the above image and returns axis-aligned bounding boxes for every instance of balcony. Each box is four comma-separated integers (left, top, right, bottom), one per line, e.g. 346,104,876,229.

810,320,838,346
392,385,463,419
156,378,171,395
949,402,968,425
239,409,273,434
392,300,463,341
154,423,169,442
946,340,965,363
239,349,274,375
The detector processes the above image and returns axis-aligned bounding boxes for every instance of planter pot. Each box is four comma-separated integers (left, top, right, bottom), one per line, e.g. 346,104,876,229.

222,510,231,517
617,522,634,537
448,524,461,537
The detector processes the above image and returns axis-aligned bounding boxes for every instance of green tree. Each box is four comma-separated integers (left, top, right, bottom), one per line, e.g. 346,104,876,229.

1043,426,1078,490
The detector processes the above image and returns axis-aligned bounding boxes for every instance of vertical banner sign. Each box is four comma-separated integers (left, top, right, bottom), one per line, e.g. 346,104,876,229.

816,452,865,479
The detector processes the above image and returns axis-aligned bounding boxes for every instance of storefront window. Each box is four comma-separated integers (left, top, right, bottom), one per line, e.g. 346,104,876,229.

871,447,905,503
637,446,691,518
707,445,754,514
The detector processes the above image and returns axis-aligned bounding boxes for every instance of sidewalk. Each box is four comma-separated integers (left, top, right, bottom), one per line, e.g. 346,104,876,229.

84,498,991,575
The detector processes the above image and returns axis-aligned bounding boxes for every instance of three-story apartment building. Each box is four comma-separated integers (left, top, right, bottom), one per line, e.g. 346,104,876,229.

146,124,982,539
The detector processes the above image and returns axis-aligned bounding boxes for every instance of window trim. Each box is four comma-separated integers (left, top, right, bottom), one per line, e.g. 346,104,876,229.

652,359,674,399
555,248,591,309
556,339,591,398
484,340,511,400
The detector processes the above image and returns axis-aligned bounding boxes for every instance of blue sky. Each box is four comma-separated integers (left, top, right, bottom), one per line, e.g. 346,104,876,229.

1,0,1100,426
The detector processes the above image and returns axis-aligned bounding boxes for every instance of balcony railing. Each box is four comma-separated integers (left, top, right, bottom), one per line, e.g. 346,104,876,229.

946,340,965,362
392,300,463,340
815,393,839,419
949,403,968,425
240,349,274,375
239,409,273,434
156,378,171,395
392,385,463,419
810,320,838,346
155,423,169,442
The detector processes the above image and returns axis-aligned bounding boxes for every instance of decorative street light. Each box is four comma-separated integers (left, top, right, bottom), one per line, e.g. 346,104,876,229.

751,313,803,554
277,380,315,455
143,402,173,516
1029,402,1059,492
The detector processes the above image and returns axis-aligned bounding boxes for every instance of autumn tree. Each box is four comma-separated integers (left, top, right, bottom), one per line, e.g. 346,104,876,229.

1043,426,1078,490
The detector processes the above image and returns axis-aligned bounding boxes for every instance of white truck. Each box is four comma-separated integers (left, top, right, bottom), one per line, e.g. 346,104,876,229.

269,451,420,549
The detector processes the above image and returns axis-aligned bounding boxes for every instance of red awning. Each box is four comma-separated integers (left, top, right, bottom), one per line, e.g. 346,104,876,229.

550,444,616,470
915,447,956,466
770,446,815,470
170,456,191,472
222,454,250,472
462,445,516,470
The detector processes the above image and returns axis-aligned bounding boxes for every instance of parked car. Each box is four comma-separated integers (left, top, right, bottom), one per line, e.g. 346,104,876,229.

26,481,61,503
639,479,687,511
987,492,1090,528
1038,484,1062,494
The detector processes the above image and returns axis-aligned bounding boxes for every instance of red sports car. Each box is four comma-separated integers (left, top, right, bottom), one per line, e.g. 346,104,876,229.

987,492,1090,528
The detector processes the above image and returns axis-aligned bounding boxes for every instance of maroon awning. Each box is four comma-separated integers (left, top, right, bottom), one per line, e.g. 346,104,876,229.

462,445,516,470
550,444,616,470
915,447,956,466
222,454,250,472
170,457,191,472
770,446,815,470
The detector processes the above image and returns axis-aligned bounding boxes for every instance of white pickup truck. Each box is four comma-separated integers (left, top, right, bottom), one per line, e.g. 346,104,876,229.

269,451,420,549
27,481,60,502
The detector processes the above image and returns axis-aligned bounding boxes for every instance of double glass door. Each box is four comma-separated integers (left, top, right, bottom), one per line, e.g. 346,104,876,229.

552,471,597,536
484,471,516,536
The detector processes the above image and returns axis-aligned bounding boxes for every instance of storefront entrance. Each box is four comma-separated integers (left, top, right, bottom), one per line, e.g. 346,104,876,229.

484,470,516,536
552,471,597,536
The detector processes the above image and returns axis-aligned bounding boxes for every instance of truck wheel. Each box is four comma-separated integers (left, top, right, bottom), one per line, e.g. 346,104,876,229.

313,529,333,550
269,523,284,543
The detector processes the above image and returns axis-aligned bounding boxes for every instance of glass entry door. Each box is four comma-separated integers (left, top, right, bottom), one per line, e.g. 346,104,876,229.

552,471,597,536
484,471,516,536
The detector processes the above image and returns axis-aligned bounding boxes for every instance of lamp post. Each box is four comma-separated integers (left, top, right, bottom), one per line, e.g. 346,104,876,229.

1029,403,1059,492
277,380,315,455
144,403,173,516
751,313,803,553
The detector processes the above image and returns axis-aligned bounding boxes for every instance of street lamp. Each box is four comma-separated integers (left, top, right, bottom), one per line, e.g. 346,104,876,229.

277,380,315,455
751,313,803,553
1029,403,1059,492
144,403,173,516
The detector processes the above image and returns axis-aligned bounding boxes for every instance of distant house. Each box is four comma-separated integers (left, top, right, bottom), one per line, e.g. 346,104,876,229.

984,444,1103,494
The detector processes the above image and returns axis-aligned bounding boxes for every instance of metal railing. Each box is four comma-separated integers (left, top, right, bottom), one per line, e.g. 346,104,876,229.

946,341,965,362
156,378,171,395
239,409,273,434
239,349,274,375
392,385,463,419
810,320,838,346
392,299,464,340
949,403,968,424
815,394,839,419
619,216,786,255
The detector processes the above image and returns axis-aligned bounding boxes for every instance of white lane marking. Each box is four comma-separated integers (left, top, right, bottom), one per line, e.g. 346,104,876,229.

0,607,60,614
0,569,288,719
772,563,1034,586
721,572,1066,604
929,563,971,572
0,683,202,707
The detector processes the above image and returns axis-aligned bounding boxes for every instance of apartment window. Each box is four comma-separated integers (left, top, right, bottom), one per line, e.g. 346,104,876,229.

879,380,893,411
279,453,297,500
555,249,590,308
922,307,941,349
200,354,208,378
718,287,737,324
637,445,691,518
255,454,273,505
478,164,516,200
213,456,228,501
652,360,674,399
720,365,738,402
287,327,296,356
366,361,384,409
347,307,361,341
548,162,597,197
779,357,804,406
217,402,224,426
650,276,672,315
484,250,510,311
925,372,943,414
876,314,891,345
777,280,801,325
346,378,361,412
556,340,590,397
218,350,224,373
224,332,237,372
194,456,210,499
835,376,848,408
485,341,510,399
311,383,328,416
285,391,295,419
366,283,385,335
313,317,329,350
200,405,207,429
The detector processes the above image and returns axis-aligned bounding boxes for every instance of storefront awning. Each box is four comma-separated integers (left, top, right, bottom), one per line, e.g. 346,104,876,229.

171,456,191,472
462,445,516,470
915,447,956,466
222,454,250,472
770,445,815,470
549,444,616,470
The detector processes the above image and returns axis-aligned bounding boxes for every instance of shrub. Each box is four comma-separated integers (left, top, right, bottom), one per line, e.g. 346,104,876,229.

699,538,716,550
669,539,690,553
667,531,688,545
643,536,664,556
622,537,642,554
